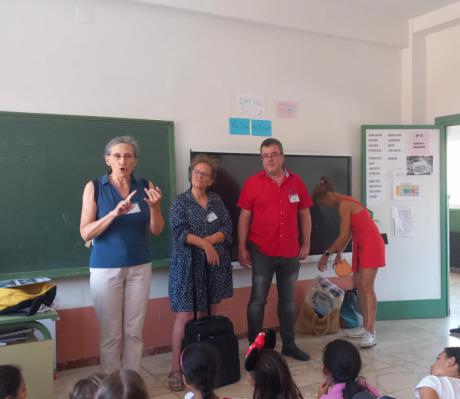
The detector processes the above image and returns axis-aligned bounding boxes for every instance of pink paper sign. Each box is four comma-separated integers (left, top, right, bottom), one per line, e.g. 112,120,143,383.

408,131,430,156
276,101,298,118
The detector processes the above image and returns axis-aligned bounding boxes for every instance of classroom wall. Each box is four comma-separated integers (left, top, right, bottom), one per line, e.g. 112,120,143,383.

402,2,460,124
0,0,402,367
401,7,460,270
425,23,460,123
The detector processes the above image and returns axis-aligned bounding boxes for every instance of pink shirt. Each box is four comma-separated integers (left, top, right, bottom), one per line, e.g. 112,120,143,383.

319,382,380,399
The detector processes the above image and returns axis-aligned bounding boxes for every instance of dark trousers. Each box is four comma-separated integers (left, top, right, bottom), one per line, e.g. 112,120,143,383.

247,243,300,346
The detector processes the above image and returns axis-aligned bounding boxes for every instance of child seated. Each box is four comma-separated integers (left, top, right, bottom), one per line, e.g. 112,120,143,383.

317,339,380,399
0,365,27,399
245,329,303,399
69,372,106,399
181,342,227,399
415,347,460,399
95,369,148,399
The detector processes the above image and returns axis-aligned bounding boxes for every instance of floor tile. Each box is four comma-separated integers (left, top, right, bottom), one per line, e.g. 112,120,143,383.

53,273,460,399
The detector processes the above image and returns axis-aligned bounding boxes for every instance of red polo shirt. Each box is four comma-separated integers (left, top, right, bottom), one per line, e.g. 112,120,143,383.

237,170,313,258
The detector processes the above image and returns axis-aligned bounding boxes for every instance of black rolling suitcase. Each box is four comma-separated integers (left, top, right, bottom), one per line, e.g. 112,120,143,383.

182,260,241,387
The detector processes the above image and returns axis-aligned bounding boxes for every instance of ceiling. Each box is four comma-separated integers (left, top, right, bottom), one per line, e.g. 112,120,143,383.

137,0,460,47
338,0,459,19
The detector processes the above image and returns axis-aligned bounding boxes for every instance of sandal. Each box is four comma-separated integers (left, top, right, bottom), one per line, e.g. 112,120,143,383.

168,370,184,391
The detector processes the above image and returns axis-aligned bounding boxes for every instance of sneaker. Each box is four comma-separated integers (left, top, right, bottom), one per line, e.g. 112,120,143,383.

347,327,366,338
281,344,310,361
450,327,460,335
359,331,377,348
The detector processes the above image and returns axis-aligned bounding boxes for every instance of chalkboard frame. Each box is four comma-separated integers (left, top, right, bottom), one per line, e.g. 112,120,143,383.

190,150,352,261
0,111,175,280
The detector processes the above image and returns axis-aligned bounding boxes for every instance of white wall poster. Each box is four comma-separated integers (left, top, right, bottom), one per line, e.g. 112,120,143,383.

393,205,415,237
406,156,434,175
236,94,265,118
393,180,421,200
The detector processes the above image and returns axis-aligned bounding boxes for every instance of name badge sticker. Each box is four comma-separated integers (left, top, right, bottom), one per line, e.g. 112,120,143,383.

127,202,141,214
289,194,300,203
206,212,218,223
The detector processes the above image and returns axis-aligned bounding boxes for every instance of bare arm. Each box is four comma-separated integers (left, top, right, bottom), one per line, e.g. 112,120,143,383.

417,387,439,399
80,181,137,241
298,208,311,260
238,209,252,268
145,181,165,236
204,232,225,245
329,202,353,253
186,233,220,266
205,196,232,246
318,202,352,271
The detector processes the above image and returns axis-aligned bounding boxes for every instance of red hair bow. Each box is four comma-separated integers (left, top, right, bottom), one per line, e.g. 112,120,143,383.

246,331,266,358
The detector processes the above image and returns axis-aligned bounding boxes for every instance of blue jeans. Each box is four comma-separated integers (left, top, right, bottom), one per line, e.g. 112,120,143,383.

247,243,300,346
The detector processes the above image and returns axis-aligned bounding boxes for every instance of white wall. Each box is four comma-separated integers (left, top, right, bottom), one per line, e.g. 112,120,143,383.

0,0,402,309
425,24,460,122
403,1,460,123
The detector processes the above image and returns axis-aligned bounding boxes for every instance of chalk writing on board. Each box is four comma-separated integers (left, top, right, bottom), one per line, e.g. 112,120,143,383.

16,137,38,146
0,154,47,163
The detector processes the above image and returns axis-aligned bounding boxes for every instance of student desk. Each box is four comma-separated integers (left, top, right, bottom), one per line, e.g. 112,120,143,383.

0,309,58,340
0,310,58,399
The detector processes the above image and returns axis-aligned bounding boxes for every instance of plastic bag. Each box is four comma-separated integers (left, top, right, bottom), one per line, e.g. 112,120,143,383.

308,277,344,317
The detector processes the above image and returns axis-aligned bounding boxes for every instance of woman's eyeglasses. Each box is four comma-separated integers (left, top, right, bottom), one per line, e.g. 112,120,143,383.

192,169,211,178
110,153,134,160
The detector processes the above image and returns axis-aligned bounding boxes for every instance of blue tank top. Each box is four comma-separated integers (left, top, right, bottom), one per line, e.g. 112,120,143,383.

89,174,152,268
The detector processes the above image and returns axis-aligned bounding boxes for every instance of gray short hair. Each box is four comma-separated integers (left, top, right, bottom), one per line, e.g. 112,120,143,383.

104,136,140,158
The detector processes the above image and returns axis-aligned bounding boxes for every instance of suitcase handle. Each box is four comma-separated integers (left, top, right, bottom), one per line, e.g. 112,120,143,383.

191,255,212,321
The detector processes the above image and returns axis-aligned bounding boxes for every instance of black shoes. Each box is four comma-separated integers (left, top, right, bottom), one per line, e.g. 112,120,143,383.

450,327,460,334
281,343,310,361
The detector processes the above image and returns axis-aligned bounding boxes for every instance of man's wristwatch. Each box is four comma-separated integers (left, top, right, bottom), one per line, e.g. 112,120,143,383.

324,250,331,257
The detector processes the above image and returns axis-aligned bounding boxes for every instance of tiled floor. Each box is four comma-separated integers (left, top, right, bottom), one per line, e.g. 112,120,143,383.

54,274,460,399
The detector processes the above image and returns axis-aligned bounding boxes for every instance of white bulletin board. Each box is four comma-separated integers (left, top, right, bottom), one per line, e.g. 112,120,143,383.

362,126,447,319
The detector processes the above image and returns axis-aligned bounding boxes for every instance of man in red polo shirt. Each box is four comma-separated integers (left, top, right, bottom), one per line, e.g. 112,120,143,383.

238,138,312,361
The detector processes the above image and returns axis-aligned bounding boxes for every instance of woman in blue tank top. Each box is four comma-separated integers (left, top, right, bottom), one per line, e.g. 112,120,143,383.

80,136,164,373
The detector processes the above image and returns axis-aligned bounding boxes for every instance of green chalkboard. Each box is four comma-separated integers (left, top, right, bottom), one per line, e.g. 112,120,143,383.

0,111,175,279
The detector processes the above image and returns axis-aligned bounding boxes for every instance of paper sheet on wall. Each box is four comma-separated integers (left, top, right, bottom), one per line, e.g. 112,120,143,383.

251,119,272,136
229,117,250,135
236,94,265,118
393,180,421,200
276,101,298,118
393,205,415,237
407,156,433,175
408,131,430,156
